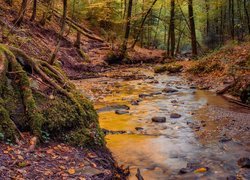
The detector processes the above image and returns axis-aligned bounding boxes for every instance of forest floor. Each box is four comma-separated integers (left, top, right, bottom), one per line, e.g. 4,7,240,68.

0,133,128,179
0,2,250,179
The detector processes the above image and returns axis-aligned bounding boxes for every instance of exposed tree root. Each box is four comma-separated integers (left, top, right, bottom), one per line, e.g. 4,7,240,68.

0,44,104,147
9,47,87,119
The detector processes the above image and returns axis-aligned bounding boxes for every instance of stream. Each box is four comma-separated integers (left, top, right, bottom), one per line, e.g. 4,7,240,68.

73,68,250,179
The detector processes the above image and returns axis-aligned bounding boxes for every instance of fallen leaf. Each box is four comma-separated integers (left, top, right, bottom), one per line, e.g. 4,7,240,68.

18,161,30,168
46,149,54,154
68,168,75,175
194,167,208,173
17,155,24,160
79,177,86,180
44,170,53,176
59,166,66,170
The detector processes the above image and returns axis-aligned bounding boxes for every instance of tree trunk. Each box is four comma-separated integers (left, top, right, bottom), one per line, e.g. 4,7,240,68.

244,0,250,34
169,0,175,57
74,31,81,49
15,0,28,26
121,0,133,54
153,5,163,45
188,0,197,56
5,0,13,6
49,0,67,65
40,0,53,26
131,0,158,48
30,0,37,21
176,25,185,55
231,0,235,39
205,0,210,36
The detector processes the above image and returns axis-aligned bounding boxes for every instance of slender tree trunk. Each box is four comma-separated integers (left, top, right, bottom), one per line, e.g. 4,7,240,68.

49,0,67,65
169,0,175,56
5,0,13,6
188,0,197,56
220,7,224,44
30,0,37,21
40,0,53,26
176,26,185,55
164,25,167,46
153,5,163,43
123,0,127,19
205,0,210,36
231,0,235,39
131,0,158,48
74,31,81,49
121,0,133,56
244,0,250,34
15,0,28,26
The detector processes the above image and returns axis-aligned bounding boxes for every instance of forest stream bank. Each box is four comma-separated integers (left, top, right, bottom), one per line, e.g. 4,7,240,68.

74,66,250,179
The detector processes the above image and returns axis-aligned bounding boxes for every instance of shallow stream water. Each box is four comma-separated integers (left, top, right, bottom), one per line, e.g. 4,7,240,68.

74,70,250,179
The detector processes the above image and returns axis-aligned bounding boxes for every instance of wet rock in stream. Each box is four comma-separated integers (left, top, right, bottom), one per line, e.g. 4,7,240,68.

179,162,209,175
135,127,144,131
131,100,140,105
162,87,178,93
171,100,178,103
150,92,162,96
170,113,182,118
139,93,152,98
102,129,126,135
219,135,232,143
115,110,129,115
97,104,130,112
152,117,166,123
238,157,250,168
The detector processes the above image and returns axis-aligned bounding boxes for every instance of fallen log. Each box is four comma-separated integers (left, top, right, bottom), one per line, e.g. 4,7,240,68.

223,95,250,109
216,82,236,95
52,10,104,43
52,8,94,35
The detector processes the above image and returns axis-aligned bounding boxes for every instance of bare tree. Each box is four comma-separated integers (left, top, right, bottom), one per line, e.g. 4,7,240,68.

49,0,67,65
15,0,28,26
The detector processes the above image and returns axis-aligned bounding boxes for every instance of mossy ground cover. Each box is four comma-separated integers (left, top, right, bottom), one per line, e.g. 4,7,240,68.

0,44,104,147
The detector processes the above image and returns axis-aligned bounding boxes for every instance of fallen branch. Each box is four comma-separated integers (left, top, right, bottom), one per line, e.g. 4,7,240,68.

52,10,104,43
223,96,250,109
216,82,236,95
136,168,144,180
52,8,94,35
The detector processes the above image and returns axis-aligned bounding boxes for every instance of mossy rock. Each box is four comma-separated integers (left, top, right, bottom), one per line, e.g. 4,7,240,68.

154,65,167,73
154,64,183,73
0,44,104,147
165,64,183,73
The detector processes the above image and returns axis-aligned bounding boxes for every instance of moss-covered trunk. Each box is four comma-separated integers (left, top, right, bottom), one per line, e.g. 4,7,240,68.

0,44,104,147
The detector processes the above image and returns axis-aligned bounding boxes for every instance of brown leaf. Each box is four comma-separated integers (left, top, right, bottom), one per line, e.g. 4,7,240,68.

68,168,76,175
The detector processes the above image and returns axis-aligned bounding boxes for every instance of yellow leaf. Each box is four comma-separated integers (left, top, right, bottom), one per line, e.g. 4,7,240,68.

17,155,24,160
68,168,75,175
46,149,53,154
59,166,66,170
194,167,207,173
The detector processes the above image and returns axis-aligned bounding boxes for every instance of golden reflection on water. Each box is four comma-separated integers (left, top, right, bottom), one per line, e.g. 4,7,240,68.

99,112,141,131
73,72,247,179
